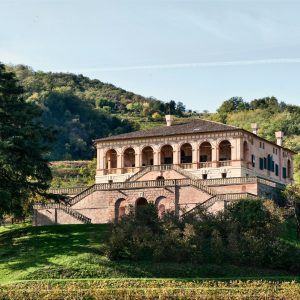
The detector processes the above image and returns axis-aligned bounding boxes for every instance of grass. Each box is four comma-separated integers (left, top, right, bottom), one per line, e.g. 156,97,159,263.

1,279,300,299
1,223,300,299
0,223,299,284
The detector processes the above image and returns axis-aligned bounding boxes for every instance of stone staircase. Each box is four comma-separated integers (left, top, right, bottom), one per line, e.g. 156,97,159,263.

33,203,91,224
126,164,217,196
182,192,258,217
60,206,91,224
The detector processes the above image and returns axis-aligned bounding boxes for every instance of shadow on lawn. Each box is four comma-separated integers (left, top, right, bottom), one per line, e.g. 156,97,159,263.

0,224,108,272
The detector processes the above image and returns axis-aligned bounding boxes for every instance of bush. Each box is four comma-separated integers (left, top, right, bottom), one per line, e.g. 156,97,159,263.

106,199,300,273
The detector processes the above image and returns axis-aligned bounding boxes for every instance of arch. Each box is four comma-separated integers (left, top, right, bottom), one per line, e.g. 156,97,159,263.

155,196,166,207
219,140,232,161
105,149,117,170
115,198,126,221
123,147,135,168
287,159,291,178
199,142,212,164
160,144,173,165
142,146,154,166
155,196,166,218
136,197,148,207
180,143,192,164
243,141,250,162
158,204,166,218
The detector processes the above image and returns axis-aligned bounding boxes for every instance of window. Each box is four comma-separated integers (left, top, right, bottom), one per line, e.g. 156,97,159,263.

263,157,267,169
202,174,208,180
283,167,287,179
221,172,227,178
275,164,279,176
260,142,265,149
200,155,208,162
251,155,255,167
259,158,264,170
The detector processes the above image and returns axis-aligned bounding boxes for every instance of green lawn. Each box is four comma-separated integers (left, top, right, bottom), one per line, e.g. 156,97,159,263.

1,223,300,299
0,223,299,284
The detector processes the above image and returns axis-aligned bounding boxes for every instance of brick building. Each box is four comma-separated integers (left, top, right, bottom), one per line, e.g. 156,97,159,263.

34,116,295,226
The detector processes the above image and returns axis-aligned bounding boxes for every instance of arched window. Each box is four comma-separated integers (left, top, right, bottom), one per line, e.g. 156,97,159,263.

218,140,232,167
142,146,154,166
243,141,249,163
158,204,165,218
199,142,212,167
123,147,135,171
180,143,192,164
136,197,148,206
155,196,167,218
106,149,117,173
219,140,231,161
115,198,126,222
161,145,173,165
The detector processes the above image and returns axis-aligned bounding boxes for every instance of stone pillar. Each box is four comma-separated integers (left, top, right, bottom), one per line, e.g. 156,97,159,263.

235,138,243,167
135,147,142,171
211,141,218,167
153,147,160,165
97,147,105,175
173,144,180,165
192,142,199,169
117,149,122,174
231,139,237,161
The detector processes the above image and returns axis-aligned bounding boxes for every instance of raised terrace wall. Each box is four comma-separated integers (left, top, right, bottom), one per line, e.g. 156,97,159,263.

34,176,286,226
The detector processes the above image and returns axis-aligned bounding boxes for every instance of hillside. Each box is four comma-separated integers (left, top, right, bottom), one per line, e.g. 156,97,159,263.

5,66,300,179
6,65,186,160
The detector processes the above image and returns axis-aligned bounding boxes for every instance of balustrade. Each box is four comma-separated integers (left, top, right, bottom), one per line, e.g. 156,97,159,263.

217,160,232,167
198,162,212,168
102,160,238,174
180,163,193,169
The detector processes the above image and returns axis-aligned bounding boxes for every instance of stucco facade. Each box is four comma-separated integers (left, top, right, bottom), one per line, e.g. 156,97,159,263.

34,118,295,226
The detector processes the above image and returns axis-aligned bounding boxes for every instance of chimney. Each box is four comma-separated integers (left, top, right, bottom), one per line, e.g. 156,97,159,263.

275,131,284,146
165,115,174,126
251,123,259,135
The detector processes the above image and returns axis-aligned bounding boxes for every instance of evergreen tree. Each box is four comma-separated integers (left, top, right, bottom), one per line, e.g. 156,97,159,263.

0,63,53,219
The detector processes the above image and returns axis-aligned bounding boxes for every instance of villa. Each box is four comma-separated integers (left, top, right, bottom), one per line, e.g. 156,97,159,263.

33,116,295,225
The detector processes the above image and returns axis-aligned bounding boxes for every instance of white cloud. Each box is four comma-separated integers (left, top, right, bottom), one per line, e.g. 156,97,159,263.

73,58,300,72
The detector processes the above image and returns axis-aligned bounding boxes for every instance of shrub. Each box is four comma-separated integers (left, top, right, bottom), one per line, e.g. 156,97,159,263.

106,199,300,273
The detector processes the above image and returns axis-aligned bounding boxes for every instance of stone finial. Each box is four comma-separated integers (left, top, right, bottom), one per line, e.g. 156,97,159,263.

275,131,284,146
165,115,174,126
251,123,259,135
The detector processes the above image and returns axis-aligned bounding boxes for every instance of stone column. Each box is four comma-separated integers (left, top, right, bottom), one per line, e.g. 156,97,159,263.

153,147,160,165
117,149,123,174
235,138,243,167
192,142,199,169
97,147,105,175
211,141,218,167
135,147,142,171
173,144,180,165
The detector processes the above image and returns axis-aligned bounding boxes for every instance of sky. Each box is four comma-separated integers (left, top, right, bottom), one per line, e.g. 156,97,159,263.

1,0,300,112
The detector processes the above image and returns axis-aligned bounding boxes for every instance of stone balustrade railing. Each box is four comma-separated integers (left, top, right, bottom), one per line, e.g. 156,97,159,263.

218,192,257,200
48,187,87,195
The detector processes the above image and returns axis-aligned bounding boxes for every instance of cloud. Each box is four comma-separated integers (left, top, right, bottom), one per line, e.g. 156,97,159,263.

75,58,300,72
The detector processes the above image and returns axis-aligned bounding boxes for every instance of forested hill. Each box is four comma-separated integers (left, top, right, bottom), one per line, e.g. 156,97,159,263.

5,65,300,177
6,65,186,160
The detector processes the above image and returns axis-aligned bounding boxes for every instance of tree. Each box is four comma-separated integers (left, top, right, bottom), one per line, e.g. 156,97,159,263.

283,184,300,238
0,63,53,219
176,101,186,116
217,97,248,123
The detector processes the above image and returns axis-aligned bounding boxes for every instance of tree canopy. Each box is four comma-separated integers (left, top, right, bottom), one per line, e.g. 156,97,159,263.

0,63,53,219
